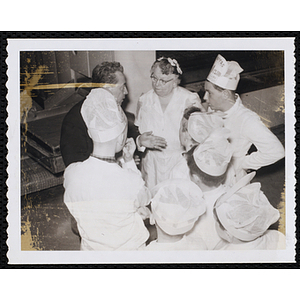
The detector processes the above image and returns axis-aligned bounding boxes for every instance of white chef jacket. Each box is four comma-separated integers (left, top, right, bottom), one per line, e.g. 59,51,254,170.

145,235,207,250
64,157,150,251
135,86,201,189
220,96,285,186
214,230,286,250
187,185,228,250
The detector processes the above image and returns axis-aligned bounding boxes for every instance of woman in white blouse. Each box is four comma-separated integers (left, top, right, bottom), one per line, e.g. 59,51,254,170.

135,57,205,190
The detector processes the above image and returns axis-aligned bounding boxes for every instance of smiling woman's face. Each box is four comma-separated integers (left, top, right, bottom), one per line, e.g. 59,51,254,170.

151,66,178,98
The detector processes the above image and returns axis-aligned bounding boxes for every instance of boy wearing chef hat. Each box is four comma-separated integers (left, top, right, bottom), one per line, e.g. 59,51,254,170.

170,107,224,180
213,181,285,250
204,54,284,187
145,179,207,250
64,88,151,251
185,128,233,249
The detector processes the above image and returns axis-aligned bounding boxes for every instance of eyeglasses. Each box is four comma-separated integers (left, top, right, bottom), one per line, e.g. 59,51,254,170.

150,74,174,86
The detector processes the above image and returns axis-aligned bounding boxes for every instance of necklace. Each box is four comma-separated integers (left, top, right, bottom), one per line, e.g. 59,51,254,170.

91,154,117,164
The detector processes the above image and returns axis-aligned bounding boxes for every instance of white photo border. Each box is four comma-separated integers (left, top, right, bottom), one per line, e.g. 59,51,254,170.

6,37,296,264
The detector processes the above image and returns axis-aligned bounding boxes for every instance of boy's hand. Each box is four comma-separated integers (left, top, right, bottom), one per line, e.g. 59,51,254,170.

122,138,136,162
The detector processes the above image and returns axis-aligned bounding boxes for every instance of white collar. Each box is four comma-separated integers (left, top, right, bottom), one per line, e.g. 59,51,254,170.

222,94,241,119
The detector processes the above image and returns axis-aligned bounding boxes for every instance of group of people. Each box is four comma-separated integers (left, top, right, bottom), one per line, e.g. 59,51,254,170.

61,54,285,251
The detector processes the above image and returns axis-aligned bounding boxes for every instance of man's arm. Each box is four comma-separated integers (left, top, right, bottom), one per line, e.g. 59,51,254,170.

241,117,285,171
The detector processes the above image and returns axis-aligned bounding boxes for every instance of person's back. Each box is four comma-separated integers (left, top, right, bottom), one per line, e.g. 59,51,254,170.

64,156,149,250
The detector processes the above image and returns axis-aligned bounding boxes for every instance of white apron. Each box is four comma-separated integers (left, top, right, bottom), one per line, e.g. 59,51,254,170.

136,87,201,189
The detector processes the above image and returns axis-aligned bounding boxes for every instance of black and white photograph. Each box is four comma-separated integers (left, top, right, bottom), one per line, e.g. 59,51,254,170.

6,37,296,264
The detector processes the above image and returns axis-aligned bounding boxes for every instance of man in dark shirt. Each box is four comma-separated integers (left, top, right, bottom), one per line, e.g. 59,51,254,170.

60,61,140,167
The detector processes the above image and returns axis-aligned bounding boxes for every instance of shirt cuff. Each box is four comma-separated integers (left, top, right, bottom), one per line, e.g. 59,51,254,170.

136,135,146,152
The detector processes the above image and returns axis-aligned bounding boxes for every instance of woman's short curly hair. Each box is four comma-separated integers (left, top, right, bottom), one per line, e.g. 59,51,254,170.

92,62,124,84
150,57,182,79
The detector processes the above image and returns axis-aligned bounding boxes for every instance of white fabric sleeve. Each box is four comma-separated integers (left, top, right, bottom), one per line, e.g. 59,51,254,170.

136,135,146,152
240,117,285,170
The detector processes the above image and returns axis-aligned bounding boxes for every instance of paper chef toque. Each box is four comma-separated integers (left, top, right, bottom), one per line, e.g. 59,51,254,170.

215,182,280,242
193,127,233,176
151,179,206,235
188,112,224,144
207,54,244,91
81,88,127,143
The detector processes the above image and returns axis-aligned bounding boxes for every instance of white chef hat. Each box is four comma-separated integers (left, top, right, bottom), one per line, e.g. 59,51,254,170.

81,88,127,143
215,182,280,242
151,179,206,235
188,112,224,144
207,54,243,91
193,127,232,176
